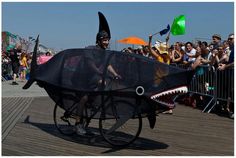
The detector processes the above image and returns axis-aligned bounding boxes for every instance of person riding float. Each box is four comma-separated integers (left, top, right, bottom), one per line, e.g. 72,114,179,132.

74,13,121,135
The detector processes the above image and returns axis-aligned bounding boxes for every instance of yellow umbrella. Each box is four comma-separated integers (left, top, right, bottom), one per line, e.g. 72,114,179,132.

117,36,148,45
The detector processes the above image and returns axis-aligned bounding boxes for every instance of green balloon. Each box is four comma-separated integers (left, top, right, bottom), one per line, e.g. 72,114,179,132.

171,15,186,36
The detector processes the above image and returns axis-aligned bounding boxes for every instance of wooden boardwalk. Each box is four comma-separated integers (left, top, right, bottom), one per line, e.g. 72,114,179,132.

2,96,234,156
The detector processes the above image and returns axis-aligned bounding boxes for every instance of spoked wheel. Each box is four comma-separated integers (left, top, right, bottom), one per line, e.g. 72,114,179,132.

53,104,76,135
99,100,142,147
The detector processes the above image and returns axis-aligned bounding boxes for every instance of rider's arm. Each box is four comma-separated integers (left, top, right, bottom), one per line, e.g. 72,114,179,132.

87,60,103,75
107,65,120,78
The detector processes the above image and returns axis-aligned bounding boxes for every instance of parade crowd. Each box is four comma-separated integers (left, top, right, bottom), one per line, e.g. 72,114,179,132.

121,33,234,72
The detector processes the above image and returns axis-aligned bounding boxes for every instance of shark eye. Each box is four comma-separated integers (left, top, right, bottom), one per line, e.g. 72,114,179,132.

136,86,145,96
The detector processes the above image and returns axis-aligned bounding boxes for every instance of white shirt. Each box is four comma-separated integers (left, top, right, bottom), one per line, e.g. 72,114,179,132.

182,46,196,62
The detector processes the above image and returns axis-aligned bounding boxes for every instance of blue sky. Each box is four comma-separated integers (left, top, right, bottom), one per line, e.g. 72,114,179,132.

2,2,234,51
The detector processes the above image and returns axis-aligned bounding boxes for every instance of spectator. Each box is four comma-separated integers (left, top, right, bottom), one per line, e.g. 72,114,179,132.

200,41,208,57
123,47,134,54
148,35,172,114
199,41,212,66
183,42,197,64
25,53,32,80
148,35,170,64
9,48,20,85
27,53,32,67
218,33,234,119
222,40,231,57
218,33,234,70
212,34,222,49
209,43,214,53
170,42,183,64
2,51,12,80
215,45,228,64
195,45,202,58
190,44,209,108
38,52,53,65
191,45,203,69
142,45,151,58
136,46,143,56
45,51,52,56
19,52,28,82
210,45,229,69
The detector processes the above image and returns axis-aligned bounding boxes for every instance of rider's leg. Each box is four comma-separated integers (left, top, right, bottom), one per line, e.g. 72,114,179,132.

75,95,88,135
76,95,88,122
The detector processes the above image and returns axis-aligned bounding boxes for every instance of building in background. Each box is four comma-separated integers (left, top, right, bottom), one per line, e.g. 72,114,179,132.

2,31,55,54
2,31,18,51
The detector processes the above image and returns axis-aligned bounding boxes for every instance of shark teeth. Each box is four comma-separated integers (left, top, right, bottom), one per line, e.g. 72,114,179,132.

150,86,188,100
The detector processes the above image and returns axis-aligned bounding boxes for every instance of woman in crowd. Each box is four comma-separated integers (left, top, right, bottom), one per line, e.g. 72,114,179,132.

170,42,184,64
211,45,229,68
148,35,173,114
19,52,28,82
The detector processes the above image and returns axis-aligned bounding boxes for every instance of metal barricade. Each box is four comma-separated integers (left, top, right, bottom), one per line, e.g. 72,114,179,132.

204,67,234,113
174,64,234,113
188,65,217,112
216,68,234,101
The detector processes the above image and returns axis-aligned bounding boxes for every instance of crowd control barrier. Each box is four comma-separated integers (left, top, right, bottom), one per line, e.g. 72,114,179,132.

173,64,234,113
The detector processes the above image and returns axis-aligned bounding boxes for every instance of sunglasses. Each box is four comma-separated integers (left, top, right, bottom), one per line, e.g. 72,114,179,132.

228,38,234,41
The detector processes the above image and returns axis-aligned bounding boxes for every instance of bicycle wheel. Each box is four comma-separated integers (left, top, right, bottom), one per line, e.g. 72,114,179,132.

53,104,76,135
99,100,142,147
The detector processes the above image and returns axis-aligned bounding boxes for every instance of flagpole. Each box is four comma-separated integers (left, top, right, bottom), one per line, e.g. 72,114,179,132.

152,31,160,37
165,26,171,51
166,29,171,43
152,24,170,37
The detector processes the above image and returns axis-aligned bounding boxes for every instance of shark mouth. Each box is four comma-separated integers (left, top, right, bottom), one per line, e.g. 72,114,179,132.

150,86,188,108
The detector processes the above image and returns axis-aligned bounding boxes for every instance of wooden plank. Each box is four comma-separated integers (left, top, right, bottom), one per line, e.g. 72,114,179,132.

2,97,21,113
2,98,31,125
2,97,33,140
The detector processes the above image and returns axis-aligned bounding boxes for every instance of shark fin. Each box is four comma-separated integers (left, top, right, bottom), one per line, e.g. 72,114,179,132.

22,35,39,89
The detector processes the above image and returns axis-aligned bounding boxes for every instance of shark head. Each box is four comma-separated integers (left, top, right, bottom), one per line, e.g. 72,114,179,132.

146,68,194,109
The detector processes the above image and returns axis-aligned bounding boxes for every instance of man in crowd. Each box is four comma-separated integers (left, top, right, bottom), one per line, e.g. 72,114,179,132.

218,33,234,119
9,48,20,85
212,34,222,49
218,33,234,70
183,42,197,65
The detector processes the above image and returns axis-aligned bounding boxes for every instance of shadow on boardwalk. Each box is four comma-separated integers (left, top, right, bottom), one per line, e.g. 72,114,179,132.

23,115,169,153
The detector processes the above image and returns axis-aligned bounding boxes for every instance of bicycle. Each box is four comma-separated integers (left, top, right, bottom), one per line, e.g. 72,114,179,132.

53,77,142,147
